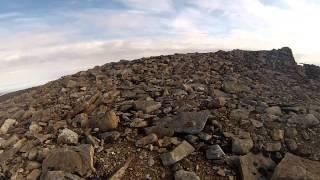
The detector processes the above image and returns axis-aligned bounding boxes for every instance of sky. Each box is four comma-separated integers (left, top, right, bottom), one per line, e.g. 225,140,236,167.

0,0,320,93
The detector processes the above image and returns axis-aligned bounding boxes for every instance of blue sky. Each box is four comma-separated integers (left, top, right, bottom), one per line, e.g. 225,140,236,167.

0,0,320,93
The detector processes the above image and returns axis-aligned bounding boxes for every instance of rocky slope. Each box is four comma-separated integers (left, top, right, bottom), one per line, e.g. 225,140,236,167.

0,47,320,180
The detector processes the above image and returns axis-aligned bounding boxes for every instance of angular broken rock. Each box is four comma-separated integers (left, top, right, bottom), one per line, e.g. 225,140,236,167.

167,111,210,134
232,137,253,155
42,144,95,177
239,153,276,180
160,141,195,166
206,145,225,160
57,128,79,145
0,118,17,134
88,110,119,131
174,170,200,180
133,100,161,113
271,153,320,180
135,133,158,147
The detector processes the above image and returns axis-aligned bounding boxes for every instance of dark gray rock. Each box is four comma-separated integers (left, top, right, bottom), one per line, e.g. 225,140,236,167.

167,111,210,134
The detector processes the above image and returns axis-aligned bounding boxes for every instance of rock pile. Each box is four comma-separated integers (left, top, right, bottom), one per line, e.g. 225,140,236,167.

0,47,320,179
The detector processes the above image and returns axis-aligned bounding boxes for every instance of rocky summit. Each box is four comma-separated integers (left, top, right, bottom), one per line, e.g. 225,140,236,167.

0,47,320,180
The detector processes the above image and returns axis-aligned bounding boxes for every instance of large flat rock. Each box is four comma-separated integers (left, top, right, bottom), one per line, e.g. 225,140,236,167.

271,153,320,180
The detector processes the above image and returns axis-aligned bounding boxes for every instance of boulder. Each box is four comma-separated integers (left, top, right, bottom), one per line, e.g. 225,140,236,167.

271,153,320,180
42,144,95,177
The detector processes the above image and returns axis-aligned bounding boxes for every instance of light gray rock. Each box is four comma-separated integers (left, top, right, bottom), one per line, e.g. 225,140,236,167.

0,119,17,134
57,128,79,145
160,141,195,166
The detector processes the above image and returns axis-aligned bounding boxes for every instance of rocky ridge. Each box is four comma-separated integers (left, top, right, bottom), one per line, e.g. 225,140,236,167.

0,47,320,180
